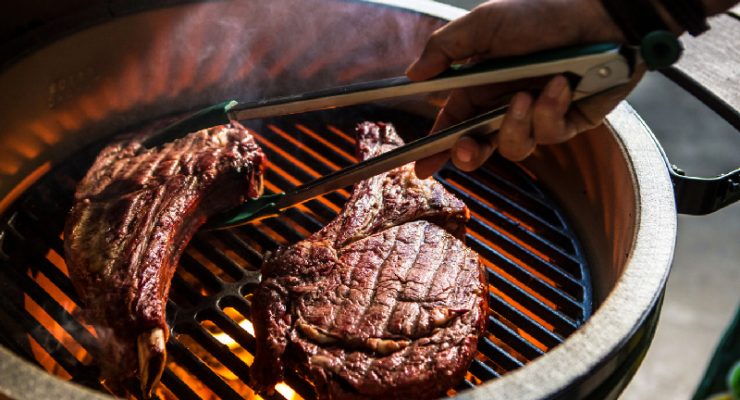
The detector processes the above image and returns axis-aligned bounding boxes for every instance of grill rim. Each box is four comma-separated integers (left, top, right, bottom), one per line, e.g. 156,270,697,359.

0,1,676,399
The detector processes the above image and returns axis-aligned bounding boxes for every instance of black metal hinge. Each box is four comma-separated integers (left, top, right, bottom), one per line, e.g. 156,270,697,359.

670,165,740,215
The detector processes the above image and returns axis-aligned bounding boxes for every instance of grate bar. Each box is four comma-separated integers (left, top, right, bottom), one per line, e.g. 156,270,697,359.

487,315,545,362
472,167,560,226
468,219,583,293
0,283,96,381
219,294,255,321
440,168,571,243
166,338,245,400
455,379,477,392
31,257,79,303
477,162,549,205
470,236,583,318
290,123,357,165
468,358,500,380
212,230,264,267
488,293,563,349
199,308,256,353
282,207,326,233
440,175,581,268
261,215,308,244
487,269,578,334
0,294,40,360
257,145,348,208
160,369,201,400
478,336,525,371
179,252,226,294
0,261,97,352
190,239,247,281
186,324,253,385
263,125,346,176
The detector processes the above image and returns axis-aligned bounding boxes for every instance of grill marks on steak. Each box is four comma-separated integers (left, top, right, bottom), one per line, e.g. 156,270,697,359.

251,122,486,399
64,122,265,396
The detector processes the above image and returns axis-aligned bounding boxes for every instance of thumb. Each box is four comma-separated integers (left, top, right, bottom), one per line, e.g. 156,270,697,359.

406,11,482,81
406,46,455,81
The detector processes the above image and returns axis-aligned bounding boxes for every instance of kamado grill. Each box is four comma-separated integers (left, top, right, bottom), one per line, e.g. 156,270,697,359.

0,1,736,399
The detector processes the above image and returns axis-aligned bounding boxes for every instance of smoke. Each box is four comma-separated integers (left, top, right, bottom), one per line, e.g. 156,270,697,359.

151,0,450,102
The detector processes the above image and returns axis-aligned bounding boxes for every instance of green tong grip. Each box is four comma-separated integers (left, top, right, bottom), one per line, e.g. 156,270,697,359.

203,193,286,230
640,30,682,70
142,100,239,148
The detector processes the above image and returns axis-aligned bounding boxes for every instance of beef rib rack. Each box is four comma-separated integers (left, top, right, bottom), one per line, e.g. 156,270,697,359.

64,121,266,396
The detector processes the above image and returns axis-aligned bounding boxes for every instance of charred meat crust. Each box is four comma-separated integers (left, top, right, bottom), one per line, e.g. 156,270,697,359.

64,122,266,395
251,122,487,399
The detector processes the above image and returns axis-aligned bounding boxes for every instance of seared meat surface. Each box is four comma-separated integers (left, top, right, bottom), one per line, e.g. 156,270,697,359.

64,122,265,395
251,122,487,399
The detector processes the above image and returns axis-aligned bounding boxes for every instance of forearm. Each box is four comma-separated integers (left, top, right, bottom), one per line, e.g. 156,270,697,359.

649,0,738,36
703,0,738,15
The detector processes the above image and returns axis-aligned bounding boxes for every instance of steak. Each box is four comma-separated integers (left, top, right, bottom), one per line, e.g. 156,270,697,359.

64,121,266,396
251,122,487,399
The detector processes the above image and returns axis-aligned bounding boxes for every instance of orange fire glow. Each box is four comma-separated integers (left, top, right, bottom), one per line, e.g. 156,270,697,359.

24,250,94,380
197,308,303,400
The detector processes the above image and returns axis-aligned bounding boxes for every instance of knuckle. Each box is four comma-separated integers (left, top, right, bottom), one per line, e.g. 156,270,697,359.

498,140,532,162
532,114,564,143
534,126,563,143
500,148,531,162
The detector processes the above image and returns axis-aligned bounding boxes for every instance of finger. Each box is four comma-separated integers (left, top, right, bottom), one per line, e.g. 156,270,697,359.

566,64,647,132
532,75,577,145
414,150,451,179
498,92,535,161
430,89,477,133
450,130,498,172
430,75,551,133
406,12,484,81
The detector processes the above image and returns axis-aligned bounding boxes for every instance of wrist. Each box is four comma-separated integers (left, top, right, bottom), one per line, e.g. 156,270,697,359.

649,0,686,35
576,0,628,43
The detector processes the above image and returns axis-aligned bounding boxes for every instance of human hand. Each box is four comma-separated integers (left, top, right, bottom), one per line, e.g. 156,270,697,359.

407,0,645,178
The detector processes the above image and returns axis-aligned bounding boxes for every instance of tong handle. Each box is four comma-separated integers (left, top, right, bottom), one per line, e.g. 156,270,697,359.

143,43,627,149
437,43,621,78
231,43,626,121
205,106,509,230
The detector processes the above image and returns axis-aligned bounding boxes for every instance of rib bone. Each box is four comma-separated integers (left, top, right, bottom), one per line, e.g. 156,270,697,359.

138,328,167,398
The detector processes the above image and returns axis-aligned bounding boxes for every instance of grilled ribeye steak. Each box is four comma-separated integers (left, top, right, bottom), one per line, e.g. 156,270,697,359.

64,122,265,395
251,122,487,399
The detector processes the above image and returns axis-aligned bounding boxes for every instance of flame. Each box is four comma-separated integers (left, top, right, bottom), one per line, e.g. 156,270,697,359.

275,382,301,400
24,254,94,380
197,309,304,400
211,319,255,347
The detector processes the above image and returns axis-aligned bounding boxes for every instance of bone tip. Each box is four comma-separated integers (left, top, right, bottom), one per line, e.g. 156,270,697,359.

137,328,167,398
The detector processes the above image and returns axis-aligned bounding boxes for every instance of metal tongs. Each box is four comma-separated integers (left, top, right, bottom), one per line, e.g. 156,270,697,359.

143,43,635,229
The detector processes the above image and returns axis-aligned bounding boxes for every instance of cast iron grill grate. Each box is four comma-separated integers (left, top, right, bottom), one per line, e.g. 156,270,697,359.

0,107,592,399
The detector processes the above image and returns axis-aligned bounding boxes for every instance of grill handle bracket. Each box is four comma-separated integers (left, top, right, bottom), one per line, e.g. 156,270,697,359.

669,166,740,215
649,133,740,215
